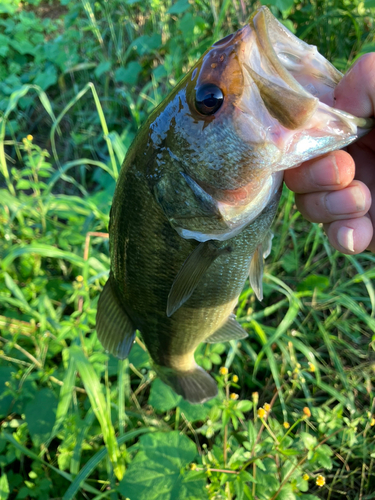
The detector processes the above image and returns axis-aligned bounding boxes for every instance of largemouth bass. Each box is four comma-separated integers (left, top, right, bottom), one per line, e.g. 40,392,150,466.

96,7,371,403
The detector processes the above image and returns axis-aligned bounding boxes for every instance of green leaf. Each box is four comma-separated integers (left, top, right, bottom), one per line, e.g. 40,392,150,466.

276,484,297,500
148,379,181,412
118,432,206,500
4,272,31,312
300,432,317,450
236,400,252,413
364,0,375,7
0,474,9,500
297,275,329,292
261,0,294,15
315,449,333,470
178,398,211,422
95,61,111,78
24,388,58,447
34,66,58,91
115,62,142,85
133,34,162,55
167,0,191,14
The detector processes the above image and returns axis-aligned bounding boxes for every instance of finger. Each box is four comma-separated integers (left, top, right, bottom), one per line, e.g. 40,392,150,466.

324,216,374,254
284,150,355,194
294,180,371,223
334,53,375,118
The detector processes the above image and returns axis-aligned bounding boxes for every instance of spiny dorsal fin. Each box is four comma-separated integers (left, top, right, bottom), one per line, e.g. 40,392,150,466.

167,241,226,317
249,244,264,302
205,314,248,343
96,275,136,359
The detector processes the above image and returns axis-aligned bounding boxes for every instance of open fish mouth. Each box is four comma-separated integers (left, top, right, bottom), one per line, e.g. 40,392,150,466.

234,6,373,166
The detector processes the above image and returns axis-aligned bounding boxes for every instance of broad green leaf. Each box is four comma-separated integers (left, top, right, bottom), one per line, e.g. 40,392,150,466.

95,61,111,78
24,389,57,447
178,398,211,422
167,0,191,14
0,474,9,500
299,432,317,450
149,379,181,412
115,62,142,85
118,431,206,500
276,484,297,500
297,275,329,292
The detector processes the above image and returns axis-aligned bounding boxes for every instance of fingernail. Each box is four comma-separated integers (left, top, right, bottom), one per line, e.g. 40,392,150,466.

312,156,340,186
337,226,354,252
326,186,366,215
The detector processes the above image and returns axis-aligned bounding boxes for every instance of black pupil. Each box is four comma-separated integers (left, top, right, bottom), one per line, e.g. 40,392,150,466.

195,84,224,115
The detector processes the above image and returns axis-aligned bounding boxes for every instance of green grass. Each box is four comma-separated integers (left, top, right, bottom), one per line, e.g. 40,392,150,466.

1,0,375,499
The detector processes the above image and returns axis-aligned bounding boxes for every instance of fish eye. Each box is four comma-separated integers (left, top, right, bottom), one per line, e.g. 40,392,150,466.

195,83,224,115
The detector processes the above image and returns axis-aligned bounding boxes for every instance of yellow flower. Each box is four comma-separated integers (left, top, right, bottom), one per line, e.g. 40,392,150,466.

308,362,316,372
252,392,259,404
303,474,309,481
263,402,271,412
283,422,290,429
370,418,375,426
257,408,266,418
232,374,239,383
230,393,239,400
190,463,197,470
316,475,325,487
76,275,84,282
219,367,228,375
27,134,33,141
303,407,311,418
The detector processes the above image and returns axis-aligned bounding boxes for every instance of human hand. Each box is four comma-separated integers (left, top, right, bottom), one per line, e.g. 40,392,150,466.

284,53,375,254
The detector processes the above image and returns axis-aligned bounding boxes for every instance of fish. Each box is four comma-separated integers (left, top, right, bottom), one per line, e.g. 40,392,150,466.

96,6,372,404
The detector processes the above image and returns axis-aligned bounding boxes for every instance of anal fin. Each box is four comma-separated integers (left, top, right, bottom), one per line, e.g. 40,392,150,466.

167,241,227,317
96,275,136,359
205,314,248,343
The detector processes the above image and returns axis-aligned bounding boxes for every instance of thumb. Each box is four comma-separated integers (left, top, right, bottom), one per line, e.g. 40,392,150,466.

334,53,375,118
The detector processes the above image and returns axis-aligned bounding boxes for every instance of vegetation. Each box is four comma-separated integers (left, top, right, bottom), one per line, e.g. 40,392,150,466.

1,0,375,499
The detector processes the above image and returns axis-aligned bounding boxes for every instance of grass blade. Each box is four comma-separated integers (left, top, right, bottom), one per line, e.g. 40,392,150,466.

70,345,126,481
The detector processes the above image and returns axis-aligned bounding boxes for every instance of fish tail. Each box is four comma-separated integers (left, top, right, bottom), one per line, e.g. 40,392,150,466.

154,363,218,404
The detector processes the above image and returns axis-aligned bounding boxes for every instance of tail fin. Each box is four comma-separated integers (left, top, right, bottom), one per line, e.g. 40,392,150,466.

155,364,218,404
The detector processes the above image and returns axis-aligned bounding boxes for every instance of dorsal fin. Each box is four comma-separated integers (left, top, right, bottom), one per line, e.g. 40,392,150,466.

96,275,136,359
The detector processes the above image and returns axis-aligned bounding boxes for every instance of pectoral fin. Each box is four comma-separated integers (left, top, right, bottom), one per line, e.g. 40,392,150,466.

262,230,274,259
205,314,248,343
167,241,226,317
96,275,136,359
249,244,264,302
